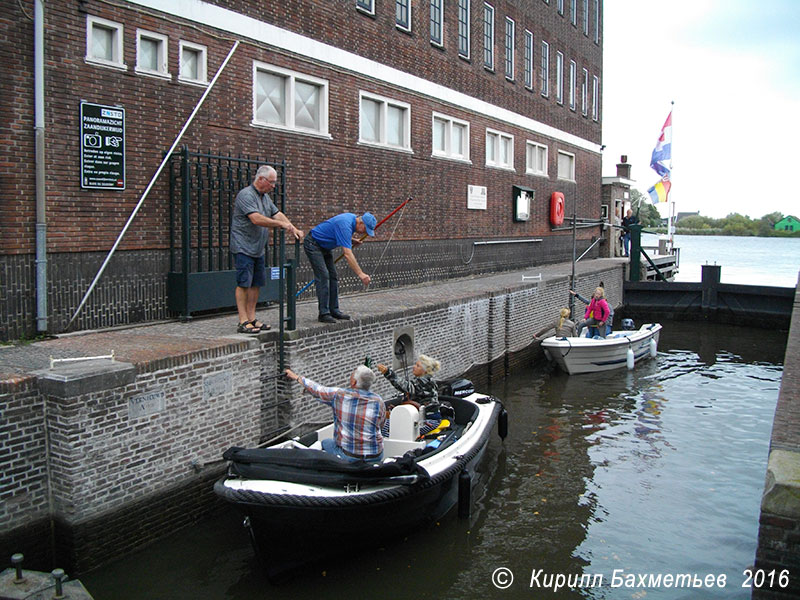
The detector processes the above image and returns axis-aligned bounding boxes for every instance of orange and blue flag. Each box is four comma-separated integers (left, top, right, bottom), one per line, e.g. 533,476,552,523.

647,175,671,203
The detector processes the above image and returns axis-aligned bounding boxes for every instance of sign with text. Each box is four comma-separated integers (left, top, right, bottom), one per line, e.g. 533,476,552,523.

467,185,487,210
80,102,126,189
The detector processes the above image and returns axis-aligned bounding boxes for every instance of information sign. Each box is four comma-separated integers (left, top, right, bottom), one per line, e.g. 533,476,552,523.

80,102,125,189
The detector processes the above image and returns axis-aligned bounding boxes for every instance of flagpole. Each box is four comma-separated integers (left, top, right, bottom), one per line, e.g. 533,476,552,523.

668,100,675,253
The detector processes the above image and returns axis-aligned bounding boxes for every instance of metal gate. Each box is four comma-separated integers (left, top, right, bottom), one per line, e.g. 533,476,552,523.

166,147,297,328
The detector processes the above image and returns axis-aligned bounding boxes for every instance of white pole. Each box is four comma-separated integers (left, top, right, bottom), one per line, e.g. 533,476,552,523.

67,41,240,329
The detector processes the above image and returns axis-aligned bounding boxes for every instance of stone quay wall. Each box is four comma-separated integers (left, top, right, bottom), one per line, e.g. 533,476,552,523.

0,264,623,574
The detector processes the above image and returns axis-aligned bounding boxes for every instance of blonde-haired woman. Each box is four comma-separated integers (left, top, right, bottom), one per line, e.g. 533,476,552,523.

377,354,442,436
576,287,611,338
533,307,577,341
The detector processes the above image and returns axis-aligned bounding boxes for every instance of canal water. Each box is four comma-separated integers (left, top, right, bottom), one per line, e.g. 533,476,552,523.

82,320,786,599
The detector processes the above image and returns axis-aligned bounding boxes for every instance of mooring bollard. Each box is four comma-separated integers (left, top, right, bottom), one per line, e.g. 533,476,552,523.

52,568,65,599
11,553,25,583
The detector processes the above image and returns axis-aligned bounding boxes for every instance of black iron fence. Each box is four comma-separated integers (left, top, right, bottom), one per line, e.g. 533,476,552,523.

166,147,297,331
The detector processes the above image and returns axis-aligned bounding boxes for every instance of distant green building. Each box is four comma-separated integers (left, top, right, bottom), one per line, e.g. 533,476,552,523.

774,216,799,232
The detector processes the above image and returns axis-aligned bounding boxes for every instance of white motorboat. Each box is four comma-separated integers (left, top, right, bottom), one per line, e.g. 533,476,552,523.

541,323,662,374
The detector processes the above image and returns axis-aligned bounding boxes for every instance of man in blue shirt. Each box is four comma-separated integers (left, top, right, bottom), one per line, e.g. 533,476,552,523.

230,166,303,334
303,212,376,323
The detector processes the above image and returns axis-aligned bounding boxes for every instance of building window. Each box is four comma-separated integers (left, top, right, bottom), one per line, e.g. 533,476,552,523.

557,150,575,181
86,15,125,69
504,17,515,80
136,30,170,78
568,60,577,110
430,0,444,46
486,128,514,170
555,51,564,104
524,30,533,89
357,0,375,15
526,141,548,176
254,63,329,136
360,91,412,151
594,0,600,44
570,0,577,26
458,0,470,58
540,41,549,97
583,0,589,36
179,41,207,85
483,4,494,71
582,67,588,116
592,75,600,121
557,0,564,15
432,113,470,162
396,0,411,32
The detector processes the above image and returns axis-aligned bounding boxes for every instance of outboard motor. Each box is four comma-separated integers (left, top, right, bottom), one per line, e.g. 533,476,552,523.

622,318,635,331
439,378,475,398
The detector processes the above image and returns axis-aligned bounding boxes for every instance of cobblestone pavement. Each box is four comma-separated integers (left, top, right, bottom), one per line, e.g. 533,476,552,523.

0,258,622,379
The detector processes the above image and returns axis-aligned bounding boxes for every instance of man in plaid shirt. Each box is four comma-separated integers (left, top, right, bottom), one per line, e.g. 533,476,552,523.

285,365,386,462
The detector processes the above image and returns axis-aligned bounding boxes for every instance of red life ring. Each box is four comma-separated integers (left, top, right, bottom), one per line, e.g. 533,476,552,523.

550,192,565,226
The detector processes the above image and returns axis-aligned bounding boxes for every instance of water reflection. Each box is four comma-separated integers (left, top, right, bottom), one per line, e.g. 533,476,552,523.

82,321,786,600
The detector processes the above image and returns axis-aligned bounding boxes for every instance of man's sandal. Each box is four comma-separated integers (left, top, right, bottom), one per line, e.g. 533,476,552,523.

237,321,260,334
251,320,271,331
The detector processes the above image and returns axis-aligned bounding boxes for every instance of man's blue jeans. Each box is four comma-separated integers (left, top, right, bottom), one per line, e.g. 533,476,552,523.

303,236,339,317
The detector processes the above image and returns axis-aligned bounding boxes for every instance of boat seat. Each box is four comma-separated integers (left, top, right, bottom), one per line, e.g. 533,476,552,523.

309,423,335,450
389,404,420,441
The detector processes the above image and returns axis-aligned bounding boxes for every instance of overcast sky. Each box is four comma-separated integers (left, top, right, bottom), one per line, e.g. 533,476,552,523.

601,0,800,219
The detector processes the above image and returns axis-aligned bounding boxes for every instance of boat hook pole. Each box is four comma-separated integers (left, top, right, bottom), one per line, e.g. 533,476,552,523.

66,41,241,330
569,194,577,317
295,196,413,297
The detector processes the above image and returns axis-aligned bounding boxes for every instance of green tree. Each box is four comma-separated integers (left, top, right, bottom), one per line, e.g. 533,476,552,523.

630,189,662,227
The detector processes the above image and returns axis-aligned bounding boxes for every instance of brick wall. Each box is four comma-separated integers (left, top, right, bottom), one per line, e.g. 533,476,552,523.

0,262,623,573
1,0,604,338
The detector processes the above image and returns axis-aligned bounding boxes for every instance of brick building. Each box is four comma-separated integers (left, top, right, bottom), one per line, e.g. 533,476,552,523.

0,0,604,340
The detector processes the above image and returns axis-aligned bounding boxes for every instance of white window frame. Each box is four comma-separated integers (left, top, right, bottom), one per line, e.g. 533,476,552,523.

540,41,549,97
359,91,412,152
178,40,208,85
594,0,600,44
568,59,577,110
135,30,170,79
432,112,471,163
396,0,412,32
583,0,589,36
504,17,515,81
483,4,495,71
582,67,589,116
485,128,514,171
557,0,564,15
555,51,564,104
523,30,534,90
570,0,577,26
252,62,331,137
592,75,600,121
525,141,548,177
356,0,375,16
430,0,444,47
86,15,126,70
557,150,576,181
458,0,471,59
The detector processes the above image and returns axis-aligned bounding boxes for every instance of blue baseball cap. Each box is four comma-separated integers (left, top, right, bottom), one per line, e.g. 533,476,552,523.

362,212,377,236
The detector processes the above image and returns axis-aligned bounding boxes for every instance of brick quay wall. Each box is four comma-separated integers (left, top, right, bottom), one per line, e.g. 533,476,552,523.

754,276,800,600
0,260,624,574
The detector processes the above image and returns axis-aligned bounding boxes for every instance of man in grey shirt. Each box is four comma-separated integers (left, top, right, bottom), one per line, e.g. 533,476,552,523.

231,165,303,334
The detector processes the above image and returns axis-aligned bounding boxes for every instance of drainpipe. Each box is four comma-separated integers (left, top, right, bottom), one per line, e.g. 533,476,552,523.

34,0,47,333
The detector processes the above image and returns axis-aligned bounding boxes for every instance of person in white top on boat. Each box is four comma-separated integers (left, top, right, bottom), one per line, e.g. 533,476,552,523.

533,307,577,340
